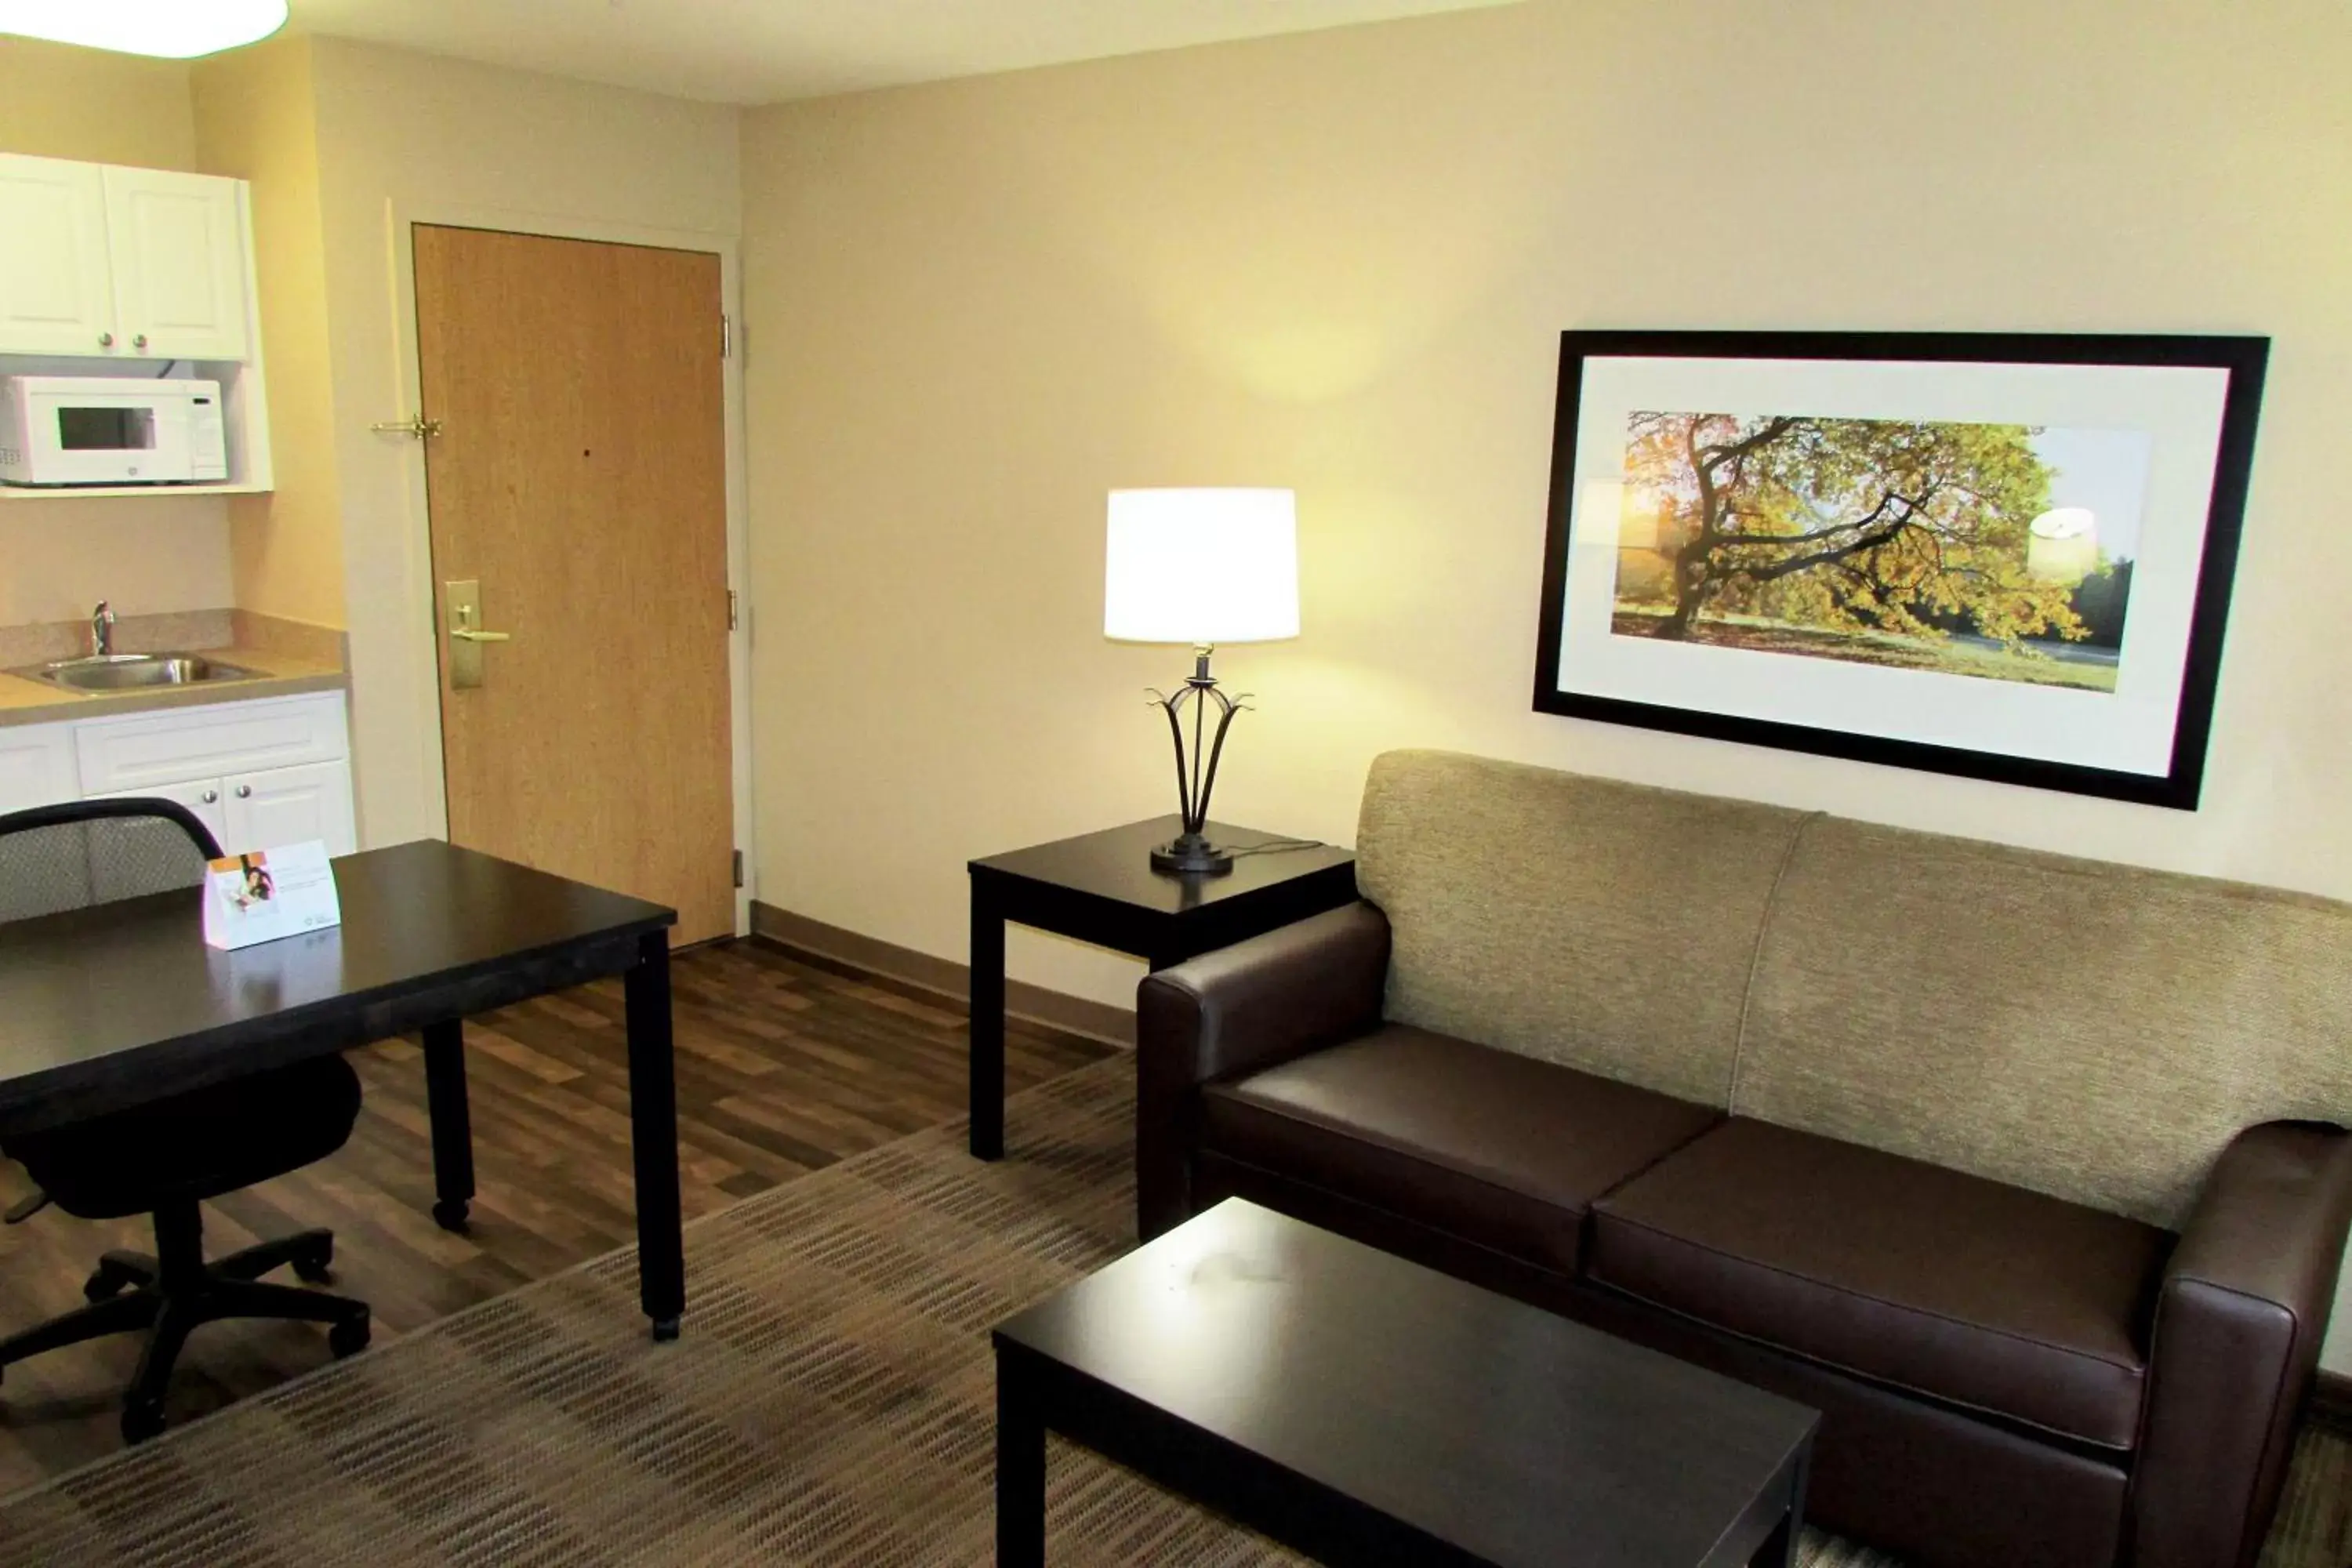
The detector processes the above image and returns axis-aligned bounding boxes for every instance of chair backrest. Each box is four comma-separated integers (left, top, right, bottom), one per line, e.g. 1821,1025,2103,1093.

0,798,223,924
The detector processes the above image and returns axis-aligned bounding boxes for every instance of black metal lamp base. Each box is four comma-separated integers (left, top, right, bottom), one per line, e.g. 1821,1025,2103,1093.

1150,833,1234,877
1144,647,1250,878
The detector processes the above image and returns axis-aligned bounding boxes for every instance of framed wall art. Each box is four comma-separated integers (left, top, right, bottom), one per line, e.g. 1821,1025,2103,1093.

1531,330,2267,808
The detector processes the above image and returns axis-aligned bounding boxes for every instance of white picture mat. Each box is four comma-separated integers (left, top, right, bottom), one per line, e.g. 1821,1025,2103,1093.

1553,355,2233,778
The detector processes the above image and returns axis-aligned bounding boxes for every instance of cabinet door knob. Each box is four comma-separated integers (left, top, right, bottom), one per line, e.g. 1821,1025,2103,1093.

234,783,252,799
201,789,218,804
132,333,148,350
98,332,114,348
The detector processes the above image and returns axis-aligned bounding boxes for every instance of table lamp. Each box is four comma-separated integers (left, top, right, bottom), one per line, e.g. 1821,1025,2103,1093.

1104,488,1300,875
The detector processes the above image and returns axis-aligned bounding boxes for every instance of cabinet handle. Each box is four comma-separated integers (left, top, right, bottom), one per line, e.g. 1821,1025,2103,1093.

98,332,114,348
201,789,218,804
234,784,252,799
132,333,148,350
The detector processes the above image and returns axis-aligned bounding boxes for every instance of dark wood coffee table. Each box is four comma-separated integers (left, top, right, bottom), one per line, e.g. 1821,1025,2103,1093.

993,1200,1818,1566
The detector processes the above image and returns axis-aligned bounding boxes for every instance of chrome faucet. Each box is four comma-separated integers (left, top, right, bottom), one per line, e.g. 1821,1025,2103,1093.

89,601,114,659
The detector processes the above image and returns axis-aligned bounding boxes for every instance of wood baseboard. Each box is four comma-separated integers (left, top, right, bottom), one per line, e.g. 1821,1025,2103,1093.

748,902,1135,1048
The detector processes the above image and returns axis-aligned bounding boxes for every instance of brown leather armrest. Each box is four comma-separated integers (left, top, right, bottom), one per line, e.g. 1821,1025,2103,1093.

1133,902,1389,1237
2132,1120,2352,1568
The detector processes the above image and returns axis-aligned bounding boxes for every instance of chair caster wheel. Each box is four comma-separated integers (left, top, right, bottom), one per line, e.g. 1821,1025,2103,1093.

84,1260,138,1303
328,1313,370,1359
122,1401,165,1445
292,1239,335,1285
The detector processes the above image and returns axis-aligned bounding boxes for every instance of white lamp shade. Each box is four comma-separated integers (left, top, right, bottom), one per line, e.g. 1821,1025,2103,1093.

1104,488,1300,644
0,0,288,58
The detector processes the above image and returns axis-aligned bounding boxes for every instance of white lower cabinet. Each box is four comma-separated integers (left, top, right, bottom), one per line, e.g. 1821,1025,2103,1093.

92,775,227,845
8,692,356,855
223,759,354,855
0,725,75,814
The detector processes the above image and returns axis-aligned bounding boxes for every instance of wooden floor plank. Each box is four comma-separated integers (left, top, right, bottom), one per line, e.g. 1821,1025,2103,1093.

0,938,1114,1497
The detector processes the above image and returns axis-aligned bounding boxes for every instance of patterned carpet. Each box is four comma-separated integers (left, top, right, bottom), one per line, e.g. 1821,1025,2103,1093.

0,1056,2345,1566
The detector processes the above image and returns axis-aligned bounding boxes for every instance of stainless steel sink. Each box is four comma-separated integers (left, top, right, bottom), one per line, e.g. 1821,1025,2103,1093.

24,653,260,691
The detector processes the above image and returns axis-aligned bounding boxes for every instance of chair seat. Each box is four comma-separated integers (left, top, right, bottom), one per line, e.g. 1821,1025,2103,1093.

5,1055,362,1221
1588,1117,2172,1451
1200,1024,1722,1272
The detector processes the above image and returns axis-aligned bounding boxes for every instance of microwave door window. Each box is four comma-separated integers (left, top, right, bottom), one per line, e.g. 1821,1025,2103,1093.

56,406,157,452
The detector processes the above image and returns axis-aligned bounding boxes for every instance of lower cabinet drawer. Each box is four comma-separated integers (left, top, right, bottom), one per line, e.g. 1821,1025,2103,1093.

74,693,349,797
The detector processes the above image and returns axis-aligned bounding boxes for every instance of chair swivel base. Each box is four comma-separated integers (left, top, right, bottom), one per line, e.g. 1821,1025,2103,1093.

0,1224,371,1446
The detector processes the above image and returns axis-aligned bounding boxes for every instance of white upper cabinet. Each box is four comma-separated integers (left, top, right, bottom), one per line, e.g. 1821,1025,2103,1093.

0,155,116,358
102,165,250,361
0,154,252,362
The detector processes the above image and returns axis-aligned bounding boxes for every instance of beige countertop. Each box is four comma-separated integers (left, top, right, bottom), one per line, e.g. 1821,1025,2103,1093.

0,647,347,728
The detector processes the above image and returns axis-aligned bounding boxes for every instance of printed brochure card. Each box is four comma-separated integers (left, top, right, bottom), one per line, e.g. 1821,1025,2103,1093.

201,841,341,950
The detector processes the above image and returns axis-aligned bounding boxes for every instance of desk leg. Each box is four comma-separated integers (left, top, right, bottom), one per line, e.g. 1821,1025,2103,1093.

995,1354,1046,1566
1748,1443,1810,1567
625,931,685,1341
970,880,1006,1161
422,1021,474,1233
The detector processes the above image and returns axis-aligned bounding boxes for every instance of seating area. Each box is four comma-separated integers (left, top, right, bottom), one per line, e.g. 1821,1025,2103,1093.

1142,751,2352,1567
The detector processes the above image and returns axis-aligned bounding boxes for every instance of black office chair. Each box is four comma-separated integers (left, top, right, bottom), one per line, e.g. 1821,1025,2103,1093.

0,798,370,1443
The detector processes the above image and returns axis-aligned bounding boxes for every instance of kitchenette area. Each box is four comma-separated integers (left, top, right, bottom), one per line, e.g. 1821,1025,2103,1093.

0,147,358,857
0,604,354,855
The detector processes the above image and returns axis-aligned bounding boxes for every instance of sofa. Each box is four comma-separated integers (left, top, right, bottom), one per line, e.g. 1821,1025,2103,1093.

1135,750,2352,1568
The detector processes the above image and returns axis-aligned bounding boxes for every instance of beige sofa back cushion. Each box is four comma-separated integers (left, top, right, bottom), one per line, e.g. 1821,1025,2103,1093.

1356,750,1808,1107
1735,818,2352,1229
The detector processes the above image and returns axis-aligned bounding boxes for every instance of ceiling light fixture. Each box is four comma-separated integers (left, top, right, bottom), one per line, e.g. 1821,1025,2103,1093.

0,0,288,60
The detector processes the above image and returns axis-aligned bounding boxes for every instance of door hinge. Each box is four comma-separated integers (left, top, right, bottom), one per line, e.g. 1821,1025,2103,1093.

732,849,745,889
370,414,442,441
721,314,732,360
728,589,739,631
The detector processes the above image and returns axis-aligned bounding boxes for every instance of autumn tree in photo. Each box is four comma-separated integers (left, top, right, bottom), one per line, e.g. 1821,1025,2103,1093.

1621,412,2089,650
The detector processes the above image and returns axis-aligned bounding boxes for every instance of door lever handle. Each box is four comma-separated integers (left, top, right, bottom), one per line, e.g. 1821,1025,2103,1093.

445,579,505,689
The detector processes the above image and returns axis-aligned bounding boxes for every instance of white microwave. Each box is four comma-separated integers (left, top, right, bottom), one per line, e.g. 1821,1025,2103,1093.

0,376,229,488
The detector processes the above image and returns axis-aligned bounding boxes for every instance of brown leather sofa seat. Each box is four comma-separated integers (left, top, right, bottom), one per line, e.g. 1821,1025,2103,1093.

1590,1118,2173,1452
1202,1024,1721,1273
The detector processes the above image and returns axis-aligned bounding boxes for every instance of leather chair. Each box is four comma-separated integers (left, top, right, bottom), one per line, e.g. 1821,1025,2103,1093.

0,798,371,1444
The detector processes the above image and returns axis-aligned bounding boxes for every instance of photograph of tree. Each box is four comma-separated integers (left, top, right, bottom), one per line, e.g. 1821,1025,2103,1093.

1534,331,2267,808
1609,412,2150,692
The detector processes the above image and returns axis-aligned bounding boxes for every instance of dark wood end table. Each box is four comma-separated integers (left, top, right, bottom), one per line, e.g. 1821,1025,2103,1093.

993,1200,1819,1567
966,816,1357,1160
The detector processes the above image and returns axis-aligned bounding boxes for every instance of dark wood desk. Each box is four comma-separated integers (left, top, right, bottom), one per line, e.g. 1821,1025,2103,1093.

0,839,687,1341
995,1200,1820,1567
967,817,1357,1159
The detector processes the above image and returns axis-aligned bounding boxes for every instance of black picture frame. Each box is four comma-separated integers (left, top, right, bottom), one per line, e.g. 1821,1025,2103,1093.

1531,329,2268,810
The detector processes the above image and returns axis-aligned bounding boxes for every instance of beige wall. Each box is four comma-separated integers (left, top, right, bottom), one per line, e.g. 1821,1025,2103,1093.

0,35,194,165
0,500,235,623
191,34,347,633
0,38,234,623
304,38,742,847
740,0,2352,1367
739,0,2352,997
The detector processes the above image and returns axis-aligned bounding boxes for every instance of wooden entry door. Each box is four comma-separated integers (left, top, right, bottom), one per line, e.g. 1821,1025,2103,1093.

414,224,733,944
